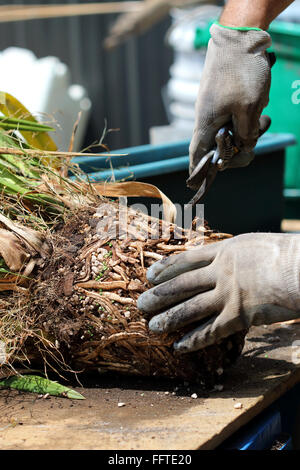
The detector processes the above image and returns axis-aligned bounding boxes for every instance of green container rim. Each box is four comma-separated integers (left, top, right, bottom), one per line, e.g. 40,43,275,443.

194,19,300,49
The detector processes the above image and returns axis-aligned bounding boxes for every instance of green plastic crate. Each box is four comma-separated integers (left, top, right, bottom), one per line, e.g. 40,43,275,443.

267,21,300,191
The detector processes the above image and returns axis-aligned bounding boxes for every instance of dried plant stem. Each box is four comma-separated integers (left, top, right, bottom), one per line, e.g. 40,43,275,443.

0,147,126,158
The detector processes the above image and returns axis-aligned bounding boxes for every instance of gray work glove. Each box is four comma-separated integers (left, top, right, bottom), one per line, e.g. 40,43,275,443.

189,23,272,174
137,234,300,353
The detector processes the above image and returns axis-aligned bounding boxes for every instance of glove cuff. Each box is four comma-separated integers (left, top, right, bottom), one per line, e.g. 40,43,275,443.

214,20,263,32
209,22,272,52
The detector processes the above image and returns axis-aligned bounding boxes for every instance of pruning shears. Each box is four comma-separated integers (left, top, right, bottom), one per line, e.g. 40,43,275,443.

186,116,271,206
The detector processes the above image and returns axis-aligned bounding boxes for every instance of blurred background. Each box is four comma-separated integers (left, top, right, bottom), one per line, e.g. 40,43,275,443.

0,0,174,150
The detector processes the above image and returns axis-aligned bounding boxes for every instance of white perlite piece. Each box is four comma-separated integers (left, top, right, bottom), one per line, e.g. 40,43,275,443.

234,402,243,409
118,402,126,407
191,393,198,399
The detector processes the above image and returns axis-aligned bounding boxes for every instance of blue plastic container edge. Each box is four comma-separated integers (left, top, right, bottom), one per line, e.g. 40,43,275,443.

72,133,296,182
222,410,282,450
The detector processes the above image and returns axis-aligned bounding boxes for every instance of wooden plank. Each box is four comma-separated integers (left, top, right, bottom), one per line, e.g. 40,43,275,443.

282,219,300,232
0,3,141,23
0,323,300,449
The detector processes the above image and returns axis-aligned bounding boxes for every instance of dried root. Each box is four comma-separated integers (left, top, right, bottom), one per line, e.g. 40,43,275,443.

15,202,246,385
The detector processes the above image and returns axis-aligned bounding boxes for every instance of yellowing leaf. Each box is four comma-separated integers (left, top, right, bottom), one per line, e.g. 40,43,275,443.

93,181,177,223
0,92,59,168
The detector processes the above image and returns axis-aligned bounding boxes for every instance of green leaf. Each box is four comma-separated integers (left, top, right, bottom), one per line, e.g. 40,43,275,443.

0,375,85,400
0,166,35,194
0,116,55,132
0,123,54,133
0,258,10,276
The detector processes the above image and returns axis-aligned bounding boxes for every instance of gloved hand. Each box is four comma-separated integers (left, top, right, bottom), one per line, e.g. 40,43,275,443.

137,234,300,353
189,22,272,175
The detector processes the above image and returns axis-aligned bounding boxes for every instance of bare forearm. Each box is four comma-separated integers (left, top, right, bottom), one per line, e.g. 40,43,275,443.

220,0,295,30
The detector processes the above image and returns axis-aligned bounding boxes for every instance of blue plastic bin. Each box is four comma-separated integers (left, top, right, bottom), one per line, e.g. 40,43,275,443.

219,381,300,450
220,410,293,450
222,410,282,450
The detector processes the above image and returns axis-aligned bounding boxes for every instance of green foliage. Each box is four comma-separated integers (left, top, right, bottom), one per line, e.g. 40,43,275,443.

0,129,65,217
0,116,55,133
0,375,85,399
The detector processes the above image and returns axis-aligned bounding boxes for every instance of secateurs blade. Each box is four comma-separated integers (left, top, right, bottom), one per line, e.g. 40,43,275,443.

186,125,238,206
186,115,271,206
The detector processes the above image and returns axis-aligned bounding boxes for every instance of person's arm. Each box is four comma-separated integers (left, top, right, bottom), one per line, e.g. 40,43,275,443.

220,0,295,30
188,0,294,175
